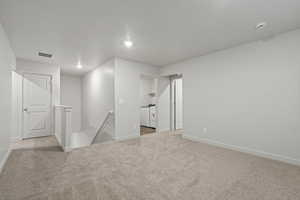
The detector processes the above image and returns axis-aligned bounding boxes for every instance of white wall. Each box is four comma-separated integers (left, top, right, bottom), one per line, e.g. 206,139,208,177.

140,76,157,107
14,58,61,137
61,75,82,132
0,23,16,171
115,58,159,140
82,59,115,135
160,29,300,164
81,58,158,140
140,77,153,106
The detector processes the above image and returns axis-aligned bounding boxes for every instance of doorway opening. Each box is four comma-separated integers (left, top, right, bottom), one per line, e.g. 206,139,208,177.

156,74,183,134
139,75,158,136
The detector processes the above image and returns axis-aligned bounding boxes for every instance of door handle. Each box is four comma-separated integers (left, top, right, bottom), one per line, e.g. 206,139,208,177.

23,108,28,112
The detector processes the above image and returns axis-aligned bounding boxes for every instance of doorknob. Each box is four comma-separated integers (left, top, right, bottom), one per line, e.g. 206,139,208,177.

23,108,28,112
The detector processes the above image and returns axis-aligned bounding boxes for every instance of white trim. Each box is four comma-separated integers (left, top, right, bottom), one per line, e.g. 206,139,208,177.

11,71,23,142
55,105,72,109
114,131,162,141
54,105,73,152
62,146,72,152
182,134,300,166
10,137,22,143
158,129,171,133
114,134,140,141
54,133,72,152
0,149,11,174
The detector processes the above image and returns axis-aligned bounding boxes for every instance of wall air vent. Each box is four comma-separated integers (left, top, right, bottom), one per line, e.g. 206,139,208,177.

38,52,52,58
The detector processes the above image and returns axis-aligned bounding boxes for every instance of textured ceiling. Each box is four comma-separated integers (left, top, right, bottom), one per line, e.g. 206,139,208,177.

1,0,300,75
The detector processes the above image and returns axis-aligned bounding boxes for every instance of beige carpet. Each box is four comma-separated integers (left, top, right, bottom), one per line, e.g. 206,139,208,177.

1,133,300,200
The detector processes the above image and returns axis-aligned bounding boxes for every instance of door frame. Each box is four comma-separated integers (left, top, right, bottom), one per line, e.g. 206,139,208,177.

21,72,53,139
170,74,183,131
139,74,158,135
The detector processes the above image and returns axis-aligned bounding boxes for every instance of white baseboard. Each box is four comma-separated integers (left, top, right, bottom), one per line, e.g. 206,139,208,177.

10,136,22,143
63,146,72,152
114,134,140,141
0,149,11,174
183,134,300,166
158,128,170,133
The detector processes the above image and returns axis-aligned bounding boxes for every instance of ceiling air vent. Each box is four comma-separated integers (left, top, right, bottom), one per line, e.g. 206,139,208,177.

38,52,52,58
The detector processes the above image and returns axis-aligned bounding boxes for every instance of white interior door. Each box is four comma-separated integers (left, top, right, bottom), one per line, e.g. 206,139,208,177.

23,74,52,138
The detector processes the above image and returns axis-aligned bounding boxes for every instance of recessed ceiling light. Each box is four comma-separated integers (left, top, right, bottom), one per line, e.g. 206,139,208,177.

77,62,82,69
256,22,267,30
124,39,133,48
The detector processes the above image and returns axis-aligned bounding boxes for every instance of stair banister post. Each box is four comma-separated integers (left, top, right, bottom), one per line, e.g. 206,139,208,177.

63,107,72,152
